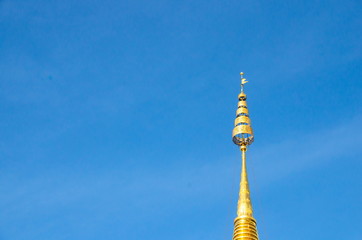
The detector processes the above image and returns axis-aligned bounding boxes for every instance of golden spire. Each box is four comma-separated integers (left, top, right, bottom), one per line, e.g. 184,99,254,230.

231,72,259,240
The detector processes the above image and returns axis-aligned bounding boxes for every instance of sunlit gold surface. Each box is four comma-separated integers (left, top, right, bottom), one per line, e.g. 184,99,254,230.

237,147,253,217
232,73,254,146
238,101,247,107
234,116,251,125
236,107,249,115
238,92,247,100
232,125,253,136
231,73,259,240
233,216,258,240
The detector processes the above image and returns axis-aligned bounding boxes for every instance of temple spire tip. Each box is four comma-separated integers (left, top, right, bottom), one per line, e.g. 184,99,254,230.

231,72,259,240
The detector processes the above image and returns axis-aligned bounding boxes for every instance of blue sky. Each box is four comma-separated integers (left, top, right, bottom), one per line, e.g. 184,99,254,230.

1,0,362,239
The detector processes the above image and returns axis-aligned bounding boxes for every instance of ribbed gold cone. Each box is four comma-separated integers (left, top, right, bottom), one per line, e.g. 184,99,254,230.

233,216,259,240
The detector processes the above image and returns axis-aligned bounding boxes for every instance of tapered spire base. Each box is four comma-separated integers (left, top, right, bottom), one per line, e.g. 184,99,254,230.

232,147,260,240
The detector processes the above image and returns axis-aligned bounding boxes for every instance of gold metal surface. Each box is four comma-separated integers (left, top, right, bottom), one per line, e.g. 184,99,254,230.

236,107,248,115
236,146,253,217
238,92,247,100
234,116,251,125
230,73,259,240
233,217,258,240
238,101,247,108
232,125,253,136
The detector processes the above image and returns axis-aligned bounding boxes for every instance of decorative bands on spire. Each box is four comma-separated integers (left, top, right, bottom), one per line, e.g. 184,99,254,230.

230,72,259,240
233,217,259,240
231,72,260,240
232,73,254,146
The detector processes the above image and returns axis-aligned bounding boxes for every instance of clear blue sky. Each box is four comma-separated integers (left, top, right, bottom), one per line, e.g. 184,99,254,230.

1,0,361,239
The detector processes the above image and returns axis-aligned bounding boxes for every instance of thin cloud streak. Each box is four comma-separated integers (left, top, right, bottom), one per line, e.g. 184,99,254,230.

1,115,360,218
252,114,362,188
0,115,360,240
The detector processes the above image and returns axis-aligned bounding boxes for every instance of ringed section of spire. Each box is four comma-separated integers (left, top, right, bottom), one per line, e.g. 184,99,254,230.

233,217,259,240
232,92,254,146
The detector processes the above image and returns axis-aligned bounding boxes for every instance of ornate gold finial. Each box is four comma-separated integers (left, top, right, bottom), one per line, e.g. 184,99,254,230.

232,73,254,147
240,72,248,92
231,72,259,240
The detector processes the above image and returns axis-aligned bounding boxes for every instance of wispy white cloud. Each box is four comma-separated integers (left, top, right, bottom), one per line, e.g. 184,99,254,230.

251,115,362,187
0,115,360,239
2,115,361,210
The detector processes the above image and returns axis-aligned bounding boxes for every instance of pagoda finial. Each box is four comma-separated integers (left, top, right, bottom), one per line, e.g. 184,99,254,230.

232,72,254,147
240,72,248,93
231,72,259,240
